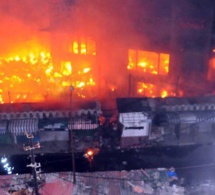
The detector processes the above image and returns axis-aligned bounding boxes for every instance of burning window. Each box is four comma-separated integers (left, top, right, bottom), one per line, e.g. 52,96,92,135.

137,82,175,98
61,61,72,76
137,82,157,97
69,38,96,55
128,49,169,75
159,53,169,74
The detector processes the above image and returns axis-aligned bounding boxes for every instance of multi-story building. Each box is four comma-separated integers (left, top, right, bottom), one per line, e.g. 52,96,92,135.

48,0,215,100
0,0,214,103
0,0,215,155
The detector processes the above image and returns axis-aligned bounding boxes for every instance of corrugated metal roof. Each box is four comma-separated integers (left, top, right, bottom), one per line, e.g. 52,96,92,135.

0,109,100,120
0,120,7,134
8,119,38,135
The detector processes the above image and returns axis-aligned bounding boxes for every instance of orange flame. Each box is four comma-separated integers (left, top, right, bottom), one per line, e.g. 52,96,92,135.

0,40,97,103
137,82,176,98
128,49,169,75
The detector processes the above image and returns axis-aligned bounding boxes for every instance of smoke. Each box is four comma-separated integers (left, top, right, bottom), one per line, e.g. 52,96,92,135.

0,0,212,104
68,0,146,97
0,0,50,54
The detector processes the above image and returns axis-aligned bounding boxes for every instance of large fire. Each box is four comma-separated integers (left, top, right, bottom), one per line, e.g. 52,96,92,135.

0,41,97,104
0,39,177,104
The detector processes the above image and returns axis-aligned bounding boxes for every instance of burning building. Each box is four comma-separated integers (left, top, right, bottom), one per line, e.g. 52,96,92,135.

0,0,215,155
0,0,214,104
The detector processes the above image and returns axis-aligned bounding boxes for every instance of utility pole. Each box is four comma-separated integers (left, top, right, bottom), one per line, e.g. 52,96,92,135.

69,86,76,184
128,74,132,97
175,76,179,96
24,133,41,195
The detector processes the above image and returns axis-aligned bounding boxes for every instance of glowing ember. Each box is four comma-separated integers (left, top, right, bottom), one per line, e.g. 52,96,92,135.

110,85,116,92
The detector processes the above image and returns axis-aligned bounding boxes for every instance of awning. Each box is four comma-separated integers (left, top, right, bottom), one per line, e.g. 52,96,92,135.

8,119,38,135
0,120,8,134
160,111,215,124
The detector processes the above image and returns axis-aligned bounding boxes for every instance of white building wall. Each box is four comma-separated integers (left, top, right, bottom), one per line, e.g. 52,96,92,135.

119,112,151,137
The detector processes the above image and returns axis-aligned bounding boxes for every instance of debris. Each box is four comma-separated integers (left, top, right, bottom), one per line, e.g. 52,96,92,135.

141,169,150,178
166,167,178,182
127,181,144,193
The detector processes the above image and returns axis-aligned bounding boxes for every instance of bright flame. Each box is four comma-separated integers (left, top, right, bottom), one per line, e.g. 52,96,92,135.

128,49,169,75
161,90,168,98
61,61,72,76
137,82,176,98
137,82,157,97
86,150,93,156
88,78,96,85
83,67,91,73
76,81,85,88
81,43,87,54
138,62,147,67
73,41,79,54
0,40,97,103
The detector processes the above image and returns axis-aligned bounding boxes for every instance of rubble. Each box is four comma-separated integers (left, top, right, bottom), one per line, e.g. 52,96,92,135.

0,168,187,194
71,167,185,195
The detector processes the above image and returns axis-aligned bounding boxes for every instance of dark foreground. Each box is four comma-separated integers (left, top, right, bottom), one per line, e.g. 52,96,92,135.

2,144,215,191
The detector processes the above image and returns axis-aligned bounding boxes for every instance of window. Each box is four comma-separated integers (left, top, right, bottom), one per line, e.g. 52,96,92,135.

137,82,157,97
137,82,176,98
128,49,169,75
69,37,96,55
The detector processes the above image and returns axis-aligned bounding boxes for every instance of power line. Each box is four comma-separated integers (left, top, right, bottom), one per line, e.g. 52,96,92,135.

0,162,214,194
176,163,215,170
71,163,215,181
